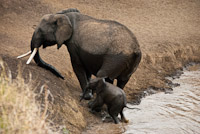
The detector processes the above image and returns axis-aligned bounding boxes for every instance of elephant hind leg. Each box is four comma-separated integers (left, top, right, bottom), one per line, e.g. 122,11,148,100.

116,52,142,89
96,56,127,80
112,115,120,124
105,77,114,84
120,111,129,123
108,105,121,124
117,78,129,89
108,109,120,124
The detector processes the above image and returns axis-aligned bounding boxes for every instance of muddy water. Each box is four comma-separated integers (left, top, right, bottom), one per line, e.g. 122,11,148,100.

124,65,200,134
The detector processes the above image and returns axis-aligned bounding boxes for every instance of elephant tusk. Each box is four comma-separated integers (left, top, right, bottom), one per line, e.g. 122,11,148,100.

17,51,32,59
26,48,37,64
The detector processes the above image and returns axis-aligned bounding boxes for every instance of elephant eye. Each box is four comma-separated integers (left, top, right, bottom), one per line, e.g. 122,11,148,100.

53,21,57,25
37,28,43,36
38,27,45,33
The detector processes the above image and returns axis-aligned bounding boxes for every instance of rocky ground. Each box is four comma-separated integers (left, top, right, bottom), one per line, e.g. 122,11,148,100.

0,0,200,133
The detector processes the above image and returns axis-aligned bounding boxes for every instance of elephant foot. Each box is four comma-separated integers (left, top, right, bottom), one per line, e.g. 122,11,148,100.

102,113,112,122
84,92,93,100
113,117,120,124
88,100,94,108
80,90,93,100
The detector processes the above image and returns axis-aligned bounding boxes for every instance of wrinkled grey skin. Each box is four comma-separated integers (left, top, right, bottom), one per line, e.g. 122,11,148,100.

30,8,142,100
84,78,129,124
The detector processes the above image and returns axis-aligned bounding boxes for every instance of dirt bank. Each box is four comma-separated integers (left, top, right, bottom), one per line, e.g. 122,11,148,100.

0,0,200,133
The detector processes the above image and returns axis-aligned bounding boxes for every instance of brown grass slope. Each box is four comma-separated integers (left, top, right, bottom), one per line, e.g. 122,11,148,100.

0,58,60,134
0,0,200,133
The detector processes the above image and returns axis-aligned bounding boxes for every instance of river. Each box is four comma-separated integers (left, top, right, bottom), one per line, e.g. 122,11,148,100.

124,64,200,134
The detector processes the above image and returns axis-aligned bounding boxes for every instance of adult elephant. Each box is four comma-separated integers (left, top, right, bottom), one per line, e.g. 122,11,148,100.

18,8,142,100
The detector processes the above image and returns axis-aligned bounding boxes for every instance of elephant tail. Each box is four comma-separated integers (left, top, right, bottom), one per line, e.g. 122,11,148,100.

125,105,140,110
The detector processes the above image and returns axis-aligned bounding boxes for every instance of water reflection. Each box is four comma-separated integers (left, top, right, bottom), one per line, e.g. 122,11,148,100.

124,66,200,134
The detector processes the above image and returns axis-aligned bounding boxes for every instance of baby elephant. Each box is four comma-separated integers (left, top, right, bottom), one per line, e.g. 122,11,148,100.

82,78,132,124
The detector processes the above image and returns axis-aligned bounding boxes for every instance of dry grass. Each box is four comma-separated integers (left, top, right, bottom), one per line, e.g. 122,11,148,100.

0,60,67,134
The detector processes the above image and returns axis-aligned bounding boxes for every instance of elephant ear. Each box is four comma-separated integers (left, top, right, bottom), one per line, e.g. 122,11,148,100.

55,14,72,49
96,78,106,94
98,78,105,86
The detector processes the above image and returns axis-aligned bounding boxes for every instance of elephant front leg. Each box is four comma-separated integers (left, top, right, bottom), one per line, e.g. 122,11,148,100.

72,62,93,100
90,96,104,112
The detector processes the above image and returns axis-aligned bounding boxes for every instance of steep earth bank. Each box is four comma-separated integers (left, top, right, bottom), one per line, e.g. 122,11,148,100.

0,0,200,133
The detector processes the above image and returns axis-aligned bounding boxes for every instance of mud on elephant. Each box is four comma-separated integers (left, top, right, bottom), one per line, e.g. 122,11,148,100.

18,8,142,100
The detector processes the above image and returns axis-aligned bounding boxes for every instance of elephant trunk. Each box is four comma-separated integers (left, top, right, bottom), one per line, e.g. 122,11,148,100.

28,33,65,79
80,85,94,101
80,84,89,101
